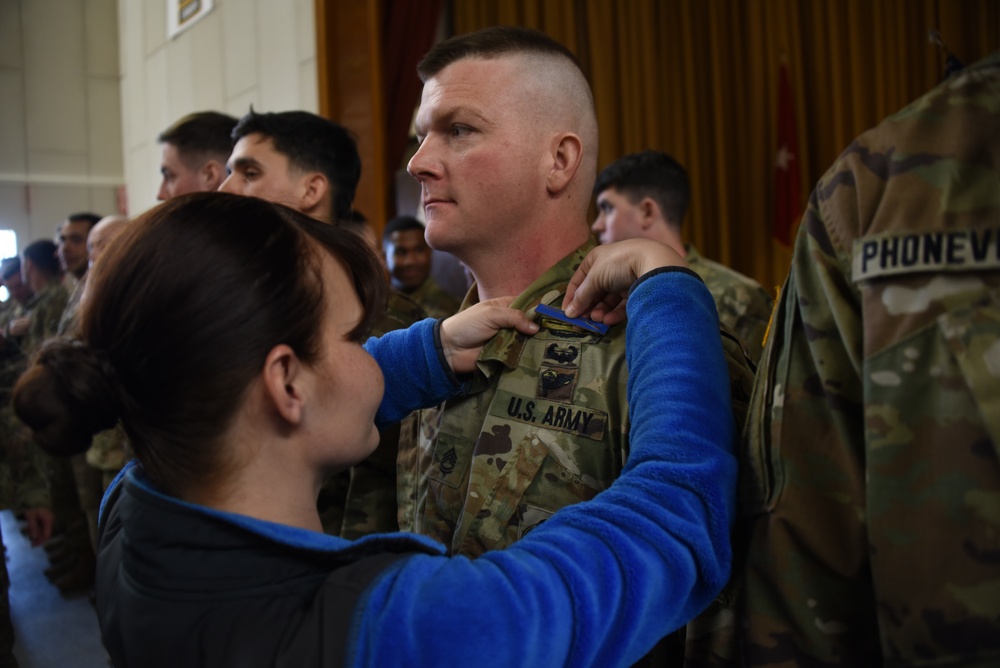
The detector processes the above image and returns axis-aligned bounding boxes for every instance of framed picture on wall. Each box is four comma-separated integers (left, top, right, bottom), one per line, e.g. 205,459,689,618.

168,0,215,39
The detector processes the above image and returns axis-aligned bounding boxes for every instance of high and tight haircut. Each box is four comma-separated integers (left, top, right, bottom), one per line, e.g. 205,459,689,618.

417,25,582,83
383,215,424,242
67,212,102,233
594,151,691,229
232,109,361,222
23,239,61,277
158,111,238,166
12,192,387,494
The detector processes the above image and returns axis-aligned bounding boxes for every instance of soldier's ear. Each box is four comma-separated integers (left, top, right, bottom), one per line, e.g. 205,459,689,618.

545,132,583,195
300,173,329,218
202,161,226,190
638,197,660,230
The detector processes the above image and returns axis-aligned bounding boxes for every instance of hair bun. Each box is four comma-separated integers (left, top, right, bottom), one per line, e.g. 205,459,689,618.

12,338,122,457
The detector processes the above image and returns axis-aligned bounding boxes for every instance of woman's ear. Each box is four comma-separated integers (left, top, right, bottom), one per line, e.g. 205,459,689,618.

261,344,305,425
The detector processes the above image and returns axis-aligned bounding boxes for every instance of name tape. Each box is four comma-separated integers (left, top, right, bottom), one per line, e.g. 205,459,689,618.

852,227,1000,282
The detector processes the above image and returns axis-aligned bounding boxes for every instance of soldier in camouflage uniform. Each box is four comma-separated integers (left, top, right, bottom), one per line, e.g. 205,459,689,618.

0,259,46,667
383,216,461,319
0,284,51,661
13,240,92,591
592,150,773,362
740,51,1000,666
220,109,425,538
17,240,69,356
157,111,237,200
402,26,753,665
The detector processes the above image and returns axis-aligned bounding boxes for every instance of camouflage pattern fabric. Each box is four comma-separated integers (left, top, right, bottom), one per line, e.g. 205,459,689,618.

405,277,461,319
0,301,26,404
0,300,22,335
0,404,49,510
320,290,425,539
56,276,85,336
686,244,773,364
85,424,130,476
740,51,1000,667
20,283,68,355
396,240,754,665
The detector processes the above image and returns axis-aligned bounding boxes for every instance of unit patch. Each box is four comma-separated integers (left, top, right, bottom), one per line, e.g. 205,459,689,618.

538,364,577,401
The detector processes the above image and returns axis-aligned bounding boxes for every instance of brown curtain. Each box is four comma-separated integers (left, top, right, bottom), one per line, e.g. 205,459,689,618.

382,0,444,215
450,0,1000,290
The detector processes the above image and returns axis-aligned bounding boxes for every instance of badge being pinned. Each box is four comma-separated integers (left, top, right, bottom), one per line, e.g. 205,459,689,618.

534,304,610,335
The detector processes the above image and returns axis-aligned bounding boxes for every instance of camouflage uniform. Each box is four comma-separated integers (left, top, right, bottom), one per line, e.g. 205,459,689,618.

686,244,773,364
321,291,425,538
85,426,130,492
0,300,27,404
19,282,68,355
741,52,1000,666
404,277,462,319
397,244,630,553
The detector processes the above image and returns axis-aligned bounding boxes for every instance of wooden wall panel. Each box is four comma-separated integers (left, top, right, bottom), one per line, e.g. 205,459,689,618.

315,0,388,229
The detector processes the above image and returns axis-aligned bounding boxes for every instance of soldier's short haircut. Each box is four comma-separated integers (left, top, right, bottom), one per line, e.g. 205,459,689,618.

382,215,424,242
594,151,690,230
232,109,361,222
158,111,238,167
417,26,581,83
66,212,103,233
23,239,61,277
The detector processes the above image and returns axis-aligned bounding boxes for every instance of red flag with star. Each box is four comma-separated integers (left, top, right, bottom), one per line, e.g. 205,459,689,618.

773,62,801,247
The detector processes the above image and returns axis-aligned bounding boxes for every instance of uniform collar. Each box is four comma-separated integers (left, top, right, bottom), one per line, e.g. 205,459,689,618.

465,239,598,378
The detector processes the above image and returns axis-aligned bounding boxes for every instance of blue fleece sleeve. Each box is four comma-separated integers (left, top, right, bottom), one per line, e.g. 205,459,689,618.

348,269,737,668
364,318,460,427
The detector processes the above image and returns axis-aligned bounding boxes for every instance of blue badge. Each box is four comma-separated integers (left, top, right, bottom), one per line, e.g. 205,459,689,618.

534,304,610,335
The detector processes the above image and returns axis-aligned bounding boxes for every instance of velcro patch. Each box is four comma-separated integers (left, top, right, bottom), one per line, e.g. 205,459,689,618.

490,390,607,441
852,227,1000,282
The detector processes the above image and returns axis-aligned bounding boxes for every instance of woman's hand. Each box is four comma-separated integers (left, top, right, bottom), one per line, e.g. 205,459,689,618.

439,298,539,374
562,240,687,325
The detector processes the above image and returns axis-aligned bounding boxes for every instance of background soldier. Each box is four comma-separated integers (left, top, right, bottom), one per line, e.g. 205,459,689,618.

383,215,460,318
220,109,425,538
157,111,237,200
592,150,773,362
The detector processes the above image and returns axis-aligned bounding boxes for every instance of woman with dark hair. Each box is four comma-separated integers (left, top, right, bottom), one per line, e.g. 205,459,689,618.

13,192,736,667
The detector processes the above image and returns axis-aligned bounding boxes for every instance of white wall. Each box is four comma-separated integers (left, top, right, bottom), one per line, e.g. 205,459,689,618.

0,0,123,251
118,0,318,215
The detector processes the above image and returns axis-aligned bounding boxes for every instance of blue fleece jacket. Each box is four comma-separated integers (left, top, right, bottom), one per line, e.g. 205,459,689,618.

96,269,736,668
350,267,737,666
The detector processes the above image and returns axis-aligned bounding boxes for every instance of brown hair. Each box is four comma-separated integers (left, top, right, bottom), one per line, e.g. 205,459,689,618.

158,111,238,168
13,192,387,495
